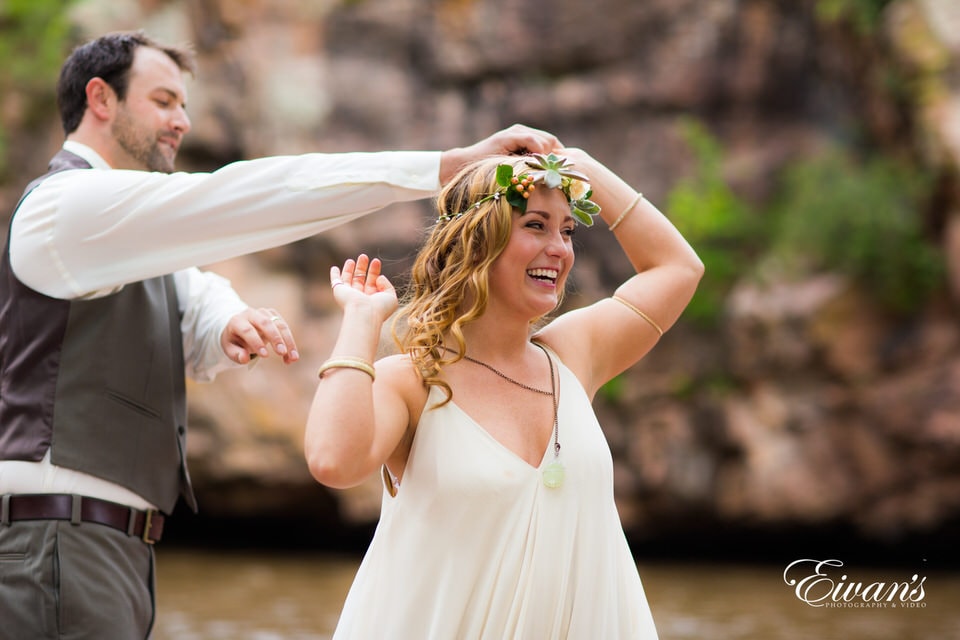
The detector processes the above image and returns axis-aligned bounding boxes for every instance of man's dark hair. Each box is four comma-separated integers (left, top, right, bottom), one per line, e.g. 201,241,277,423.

56,30,196,135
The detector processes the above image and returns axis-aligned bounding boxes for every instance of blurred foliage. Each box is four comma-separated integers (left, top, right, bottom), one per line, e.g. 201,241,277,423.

666,118,767,326
667,119,943,324
598,374,625,403
815,0,895,35
0,0,77,179
769,149,942,315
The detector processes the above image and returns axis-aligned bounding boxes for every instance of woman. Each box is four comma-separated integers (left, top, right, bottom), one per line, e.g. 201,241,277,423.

305,148,703,639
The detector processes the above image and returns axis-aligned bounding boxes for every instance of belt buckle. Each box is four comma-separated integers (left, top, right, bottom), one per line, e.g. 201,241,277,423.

141,509,157,545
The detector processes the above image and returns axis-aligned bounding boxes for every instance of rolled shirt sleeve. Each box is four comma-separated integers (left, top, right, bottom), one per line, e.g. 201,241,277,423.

175,267,248,382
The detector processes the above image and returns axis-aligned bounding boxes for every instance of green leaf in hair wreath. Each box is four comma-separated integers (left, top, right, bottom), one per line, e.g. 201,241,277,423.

439,155,601,225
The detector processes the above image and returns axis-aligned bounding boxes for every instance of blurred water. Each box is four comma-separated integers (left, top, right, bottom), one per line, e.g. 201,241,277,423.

152,550,960,639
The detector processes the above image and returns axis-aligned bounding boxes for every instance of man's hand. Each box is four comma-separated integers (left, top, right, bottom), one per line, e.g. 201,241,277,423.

439,124,563,183
221,307,300,366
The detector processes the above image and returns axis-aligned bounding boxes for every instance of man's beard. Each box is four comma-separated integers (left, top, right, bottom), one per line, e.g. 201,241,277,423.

112,107,176,173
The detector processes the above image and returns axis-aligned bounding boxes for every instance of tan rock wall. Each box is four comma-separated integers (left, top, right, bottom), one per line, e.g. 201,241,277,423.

3,0,959,549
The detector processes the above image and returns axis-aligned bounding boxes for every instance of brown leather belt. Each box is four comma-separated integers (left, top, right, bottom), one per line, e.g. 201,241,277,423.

1,494,164,544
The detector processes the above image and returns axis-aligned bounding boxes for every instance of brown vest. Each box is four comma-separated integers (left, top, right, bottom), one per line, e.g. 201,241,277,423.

0,150,195,514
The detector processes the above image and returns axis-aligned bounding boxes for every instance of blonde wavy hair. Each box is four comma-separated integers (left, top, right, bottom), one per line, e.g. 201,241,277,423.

391,154,566,405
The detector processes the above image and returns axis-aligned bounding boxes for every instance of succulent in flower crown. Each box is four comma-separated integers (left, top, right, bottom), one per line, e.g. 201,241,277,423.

438,153,602,226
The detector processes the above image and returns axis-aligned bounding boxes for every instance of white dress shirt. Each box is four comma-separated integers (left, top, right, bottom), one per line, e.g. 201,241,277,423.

1,141,442,508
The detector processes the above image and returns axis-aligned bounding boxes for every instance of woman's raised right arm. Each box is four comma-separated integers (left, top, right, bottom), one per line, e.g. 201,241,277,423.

304,254,413,489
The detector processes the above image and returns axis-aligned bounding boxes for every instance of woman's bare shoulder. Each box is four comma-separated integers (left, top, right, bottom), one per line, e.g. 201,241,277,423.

376,353,429,402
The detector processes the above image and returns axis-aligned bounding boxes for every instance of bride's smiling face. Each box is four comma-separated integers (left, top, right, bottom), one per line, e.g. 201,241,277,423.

487,186,576,319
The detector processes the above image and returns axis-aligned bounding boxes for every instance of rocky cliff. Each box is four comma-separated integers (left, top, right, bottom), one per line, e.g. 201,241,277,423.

3,0,959,559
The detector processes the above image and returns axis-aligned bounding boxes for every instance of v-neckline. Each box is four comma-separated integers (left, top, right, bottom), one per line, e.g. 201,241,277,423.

435,341,558,470
443,396,554,471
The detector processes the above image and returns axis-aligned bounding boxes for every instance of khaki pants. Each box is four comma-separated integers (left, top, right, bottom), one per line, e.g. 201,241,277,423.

0,519,155,639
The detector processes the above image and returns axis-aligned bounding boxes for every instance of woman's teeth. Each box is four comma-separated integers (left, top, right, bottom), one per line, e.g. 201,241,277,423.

527,268,558,282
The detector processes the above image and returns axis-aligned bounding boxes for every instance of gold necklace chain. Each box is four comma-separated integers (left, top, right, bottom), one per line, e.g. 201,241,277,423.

461,352,552,396
447,343,563,484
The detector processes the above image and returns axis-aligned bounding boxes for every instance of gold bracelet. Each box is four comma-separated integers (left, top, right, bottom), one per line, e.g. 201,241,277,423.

608,193,643,232
317,356,376,381
611,295,663,337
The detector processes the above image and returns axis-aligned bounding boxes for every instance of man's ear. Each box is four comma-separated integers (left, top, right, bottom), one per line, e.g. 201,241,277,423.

84,77,116,122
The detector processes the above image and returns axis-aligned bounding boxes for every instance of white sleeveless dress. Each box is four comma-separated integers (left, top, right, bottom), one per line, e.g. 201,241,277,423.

332,353,659,639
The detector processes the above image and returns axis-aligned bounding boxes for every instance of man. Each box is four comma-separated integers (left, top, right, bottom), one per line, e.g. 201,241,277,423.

0,30,560,638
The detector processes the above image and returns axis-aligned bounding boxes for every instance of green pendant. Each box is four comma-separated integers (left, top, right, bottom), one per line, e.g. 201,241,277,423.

542,460,565,488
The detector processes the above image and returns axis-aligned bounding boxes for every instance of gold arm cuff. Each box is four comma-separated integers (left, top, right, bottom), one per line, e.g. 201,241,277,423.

611,295,663,337
608,193,643,232
318,356,376,381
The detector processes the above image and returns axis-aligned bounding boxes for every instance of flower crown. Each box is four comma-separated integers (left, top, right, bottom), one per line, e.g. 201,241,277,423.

438,153,602,226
